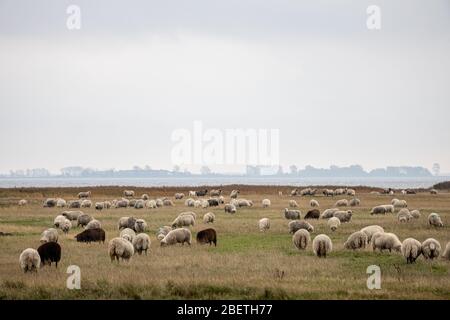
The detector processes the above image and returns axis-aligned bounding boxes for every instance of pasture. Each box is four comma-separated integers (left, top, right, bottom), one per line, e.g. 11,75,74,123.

0,186,449,299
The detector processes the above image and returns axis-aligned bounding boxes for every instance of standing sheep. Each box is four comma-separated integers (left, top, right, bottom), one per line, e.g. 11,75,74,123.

372,233,402,253
397,208,413,223
288,220,314,234
54,215,66,228
327,217,341,232
156,226,172,241
134,219,148,233
86,219,102,230
196,228,217,246
312,234,333,258
161,228,192,246
370,206,387,215
172,215,195,228
262,199,271,208
175,193,185,200
37,242,61,268
410,210,421,219
19,248,41,273
321,208,339,219
421,238,441,260
123,190,135,198
134,200,145,209
40,228,59,243
401,238,422,263
284,208,301,220
428,213,443,227
349,198,360,207
224,204,237,214
442,242,450,260
203,212,215,224
292,229,310,250
80,200,92,208
333,210,353,223
344,231,368,250
310,199,319,207
118,217,137,230
334,199,348,207
60,218,72,234
230,190,240,199
258,218,270,232
183,198,194,207
289,200,299,208
360,225,384,243
109,237,134,262
77,191,91,199
18,199,28,206
56,198,67,208
62,211,82,221
146,200,157,208
392,199,407,208
305,209,320,219
77,213,93,228
133,233,151,255
120,228,136,243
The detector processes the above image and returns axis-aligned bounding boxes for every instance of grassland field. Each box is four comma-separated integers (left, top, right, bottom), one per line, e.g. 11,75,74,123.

0,185,449,299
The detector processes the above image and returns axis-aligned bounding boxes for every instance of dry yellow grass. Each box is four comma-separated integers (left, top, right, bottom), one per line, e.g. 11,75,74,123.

0,186,449,299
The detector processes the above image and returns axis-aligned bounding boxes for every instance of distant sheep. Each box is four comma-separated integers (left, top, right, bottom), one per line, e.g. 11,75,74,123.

161,228,192,246
203,212,215,224
56,198,67,208
347,189,356,196
292,229,310,250
37,242,61,268
327,217,341,232
421,238,441,260
196,228,217,246
172,215,195,228
288,220,314,234
262,199,271,208
141,194,150,200
284,208,301,220
305,209,320,219
146,200,157,208
381,205,395,213
334,188,345,196
68,200,82,208
322,189,334,197
397,209,413,223
80,200,92,208
392,199,407,208
178,211,197,219
40,228,59,243
75,228,105,243
258,218,270,232
310,199,319,207
184,198,194,207
278,191,283,197
195,189,208,197
118,217,137,230
372,232,402,253
428,213,443,227
134,219,148,233
230,190,240,199
134,199,145,209
237,199,253,207
334,199,348,207
201,199,209,209
290,189,298,196
109,237,134,262
78,191,91,199
114,198,129,208
321,208,339,219
207,199,219,207
120,228,136,243
86,219,101,230
189,191,196,197
370,206,387,215
344,231,368,250
156,226,172,241
19,248,41,273
360,225,384,243
133,233,151,255
430,189,438,195
18,199,28,206
289,200,299,208
401,238,422,263
123,190,135,198
333,210,353,223
44,198,57,208
77,213,93,228
54,215,66,228
210,189,222,197
224,204,237,214
349,198,360,207
163,199,174,207
312,234,333,258
156,199,164,207
410,210,421,219
175,193,185,200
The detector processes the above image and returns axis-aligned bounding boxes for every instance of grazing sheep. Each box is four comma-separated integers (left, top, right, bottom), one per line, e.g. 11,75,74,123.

322,189,334,197
185,198,195,207
290,189,298,196
370,206,387,215
230,190,240,199
442,242,450,260
305,209,320,219
292,229,310,250
196,228,217,246
401,238,422,263
430,189,438,195
189,191,196,197
56,198,67,208
77,191,91,199
123,190,135,198
60,219,72,234
218,196,225,204
68,200,82,208
327,217,341,232
161,228,192,246
237,199,253,207
178,211,197,219
80,199,92,208
310,199,319,207
333,210,353,223
230,199,239,206
86,219,101,230
207,199,219,207
300,188,316,196
360,225,384,243
334,188,345,196
312,234,333,258
193,200,202,208
146,200,157,208
109,237,134,262
401,190,407,195
410,210,421,219
210,189,222,197
128,199,138,207
347,189,356,196
134,219,148,233
392,199,407,208
397,209,413,223
201,199,209,209
428,213,443,227
372,232,402,253
258,218,270,232
175,193,185,200
18,199,28,206
120,228,136,243
195,189,208,197
321,208,339,219
284,208,301,220
75,228,105,243
334,199,348,207
77,213,93,228
133,233,151,255
381,205,395,213
288,220,314,234
115,199,129,208
37,242,61,268
54,215,66,228
19,248,41,273
289,200,299,208
156,226,172,241
421,238,441,260
95,202,105,210
224,204,237,214
43,198,57,208
349,198,360,207
262,199,271,208
344,231,368,250
118,217,137,230
40,228,59,243
203,212,215,224
172,215,195,228
134,199,145,209
163,199,174,206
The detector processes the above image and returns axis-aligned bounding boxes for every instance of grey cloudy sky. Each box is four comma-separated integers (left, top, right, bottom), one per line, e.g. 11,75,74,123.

0,0,449,174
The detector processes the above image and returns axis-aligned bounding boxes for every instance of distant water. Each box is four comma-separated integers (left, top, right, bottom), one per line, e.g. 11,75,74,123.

0,176,448,189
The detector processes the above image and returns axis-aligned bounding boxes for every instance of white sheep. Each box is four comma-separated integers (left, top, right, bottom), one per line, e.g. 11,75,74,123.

56,198,67,208
133,233,151,255
397,208,413,223
184,198,195,207
86,219,101,230
344,231,368,250
292,229,310,250
123,190,135,198
156,226,172,241
442,242,450,260
141,194,150,200
193,200,202,208
262,199,271,208
278,191,283,197
237,199,253,207
312,234,333,258
160,228,192,246
428,213,443,227
381,205,395,213
421,238,441,260
54,215,66,228
372,232,402,253
230,190,239,199
334,199,348,207
146,200,157,208
347,189,356,196
60,218,72,234
172,215,195,228
80,199,92,208
392,199,407,208
288,220,314,234
410,210,421,219
178,211,197,219
310,199,319,207
288,200,299,208
163,199,174,207
349,198,360,207
258,218,270,232
284,208,301,220
360,225,384,243
134,199,145,209
109,237,134,262
156,199,164,207
19,248,41,273
175,193,185,200
321,208,339,219
134,219,148,233
370,206,387,215
18,199,28,206
333,210,353,223
120,228,136,243
40,228,59,243
77,213,93,227
203,212,215,224
201,199,209,209
224,204,237,214
401,238,422,263
327,217,341,232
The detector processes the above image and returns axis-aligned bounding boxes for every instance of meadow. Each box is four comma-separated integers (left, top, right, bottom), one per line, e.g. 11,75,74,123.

0,185,449,300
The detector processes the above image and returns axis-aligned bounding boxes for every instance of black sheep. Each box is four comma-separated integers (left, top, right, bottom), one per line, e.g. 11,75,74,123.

195,189,208,197
37,242,61,268
207,199,219,206
196,228,217,246
75,228,106,243
305,209,320,219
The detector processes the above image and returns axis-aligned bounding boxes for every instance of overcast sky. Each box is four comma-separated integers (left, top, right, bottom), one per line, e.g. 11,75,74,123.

0,0,449,174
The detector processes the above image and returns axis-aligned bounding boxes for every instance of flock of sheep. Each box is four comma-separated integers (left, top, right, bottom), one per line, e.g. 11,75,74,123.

16,187,450,273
